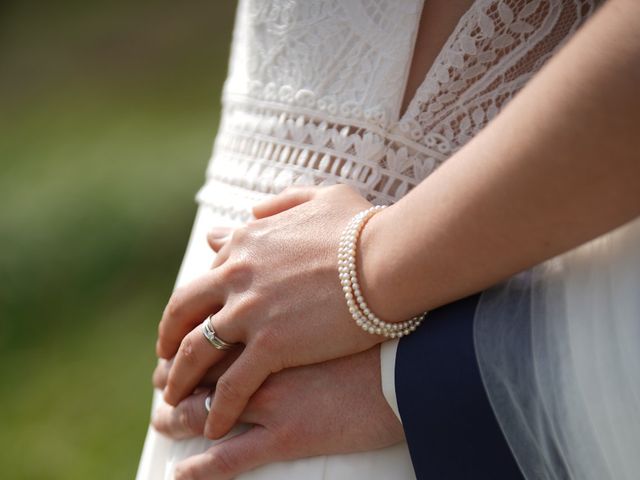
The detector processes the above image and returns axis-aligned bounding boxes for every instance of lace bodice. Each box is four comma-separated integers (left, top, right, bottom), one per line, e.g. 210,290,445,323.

197,0,597,221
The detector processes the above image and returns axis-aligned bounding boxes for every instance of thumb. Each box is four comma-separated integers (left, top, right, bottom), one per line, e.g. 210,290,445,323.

252,186,319,219
173,426,277,480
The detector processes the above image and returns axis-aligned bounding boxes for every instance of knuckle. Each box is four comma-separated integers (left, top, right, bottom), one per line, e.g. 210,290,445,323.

174,463,196,480
156,321,165,339
229,293,259,320
177,335,199,367
221,254,249,278
230,225,249,244
152,367,166,389
215,374,240,404
220,257,253,287
165,288,185,319
208,449,237,475
152,413,169,435
253,329,278,353
178,401,204,436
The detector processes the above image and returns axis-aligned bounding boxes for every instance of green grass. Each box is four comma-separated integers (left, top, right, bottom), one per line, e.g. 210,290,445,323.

0,1,236,477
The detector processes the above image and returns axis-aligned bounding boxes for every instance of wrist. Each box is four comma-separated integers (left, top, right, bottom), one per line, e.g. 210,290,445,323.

358,204,415,323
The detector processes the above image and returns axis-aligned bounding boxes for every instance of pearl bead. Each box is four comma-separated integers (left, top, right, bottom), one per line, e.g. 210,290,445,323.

338,205,427,339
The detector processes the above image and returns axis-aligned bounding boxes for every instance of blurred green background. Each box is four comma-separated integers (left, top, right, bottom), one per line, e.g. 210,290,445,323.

0,1,236,478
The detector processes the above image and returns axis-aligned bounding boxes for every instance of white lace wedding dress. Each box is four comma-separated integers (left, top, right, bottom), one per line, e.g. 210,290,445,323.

136,1,601,478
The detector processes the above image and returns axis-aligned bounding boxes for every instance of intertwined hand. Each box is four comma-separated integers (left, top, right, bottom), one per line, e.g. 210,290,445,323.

152,346,404,479
157,185,388,439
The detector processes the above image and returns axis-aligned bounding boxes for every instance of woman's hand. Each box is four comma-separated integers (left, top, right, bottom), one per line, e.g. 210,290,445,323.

152,346,404,480
157,184,388,439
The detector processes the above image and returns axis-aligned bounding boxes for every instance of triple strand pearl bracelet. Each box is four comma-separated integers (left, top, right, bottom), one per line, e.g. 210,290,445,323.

338,205,427,338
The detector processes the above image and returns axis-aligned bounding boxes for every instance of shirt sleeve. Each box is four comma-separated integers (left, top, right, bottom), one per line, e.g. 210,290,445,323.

380,338,402,423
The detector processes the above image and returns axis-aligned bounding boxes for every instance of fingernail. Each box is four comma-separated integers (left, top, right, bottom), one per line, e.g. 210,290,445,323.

208,226,232,238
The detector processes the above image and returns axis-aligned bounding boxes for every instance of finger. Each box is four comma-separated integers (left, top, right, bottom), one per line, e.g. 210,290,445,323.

252,186,319,219
206,226,232,252
152,377,263,441
164,312,243,406
153,348,243,390
152,390,210,440
210,239,232,269
204,345,271,439
156,270,225,359
174,426,278,480
152,359,173,389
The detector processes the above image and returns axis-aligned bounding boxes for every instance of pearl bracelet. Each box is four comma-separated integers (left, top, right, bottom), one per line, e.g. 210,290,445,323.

337,206,427,338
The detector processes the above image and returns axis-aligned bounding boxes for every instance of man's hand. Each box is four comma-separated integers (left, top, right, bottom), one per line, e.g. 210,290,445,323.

151,346,404,480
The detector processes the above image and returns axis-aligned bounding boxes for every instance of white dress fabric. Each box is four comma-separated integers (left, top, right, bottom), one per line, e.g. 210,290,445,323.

137,1,598,478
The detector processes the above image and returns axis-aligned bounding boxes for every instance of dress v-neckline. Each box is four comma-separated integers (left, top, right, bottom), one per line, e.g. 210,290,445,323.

395,0,477,125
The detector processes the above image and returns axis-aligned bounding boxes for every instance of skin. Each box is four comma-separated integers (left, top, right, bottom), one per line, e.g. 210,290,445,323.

151,347,404,480
158,185,381,440
359,0,640,322
155,0,640,476
400,0,474,115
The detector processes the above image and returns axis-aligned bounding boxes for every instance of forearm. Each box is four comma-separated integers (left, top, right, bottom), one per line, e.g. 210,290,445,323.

362,0,640,321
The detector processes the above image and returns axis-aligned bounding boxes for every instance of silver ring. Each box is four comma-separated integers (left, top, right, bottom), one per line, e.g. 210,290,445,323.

201,315,238,351
204,391,212,413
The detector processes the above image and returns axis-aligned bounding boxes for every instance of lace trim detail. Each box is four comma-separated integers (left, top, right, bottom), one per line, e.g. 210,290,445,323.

223,0,424,129
197,100,446,214
397,0,597,150
199,0,598,219
237,81,389,127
